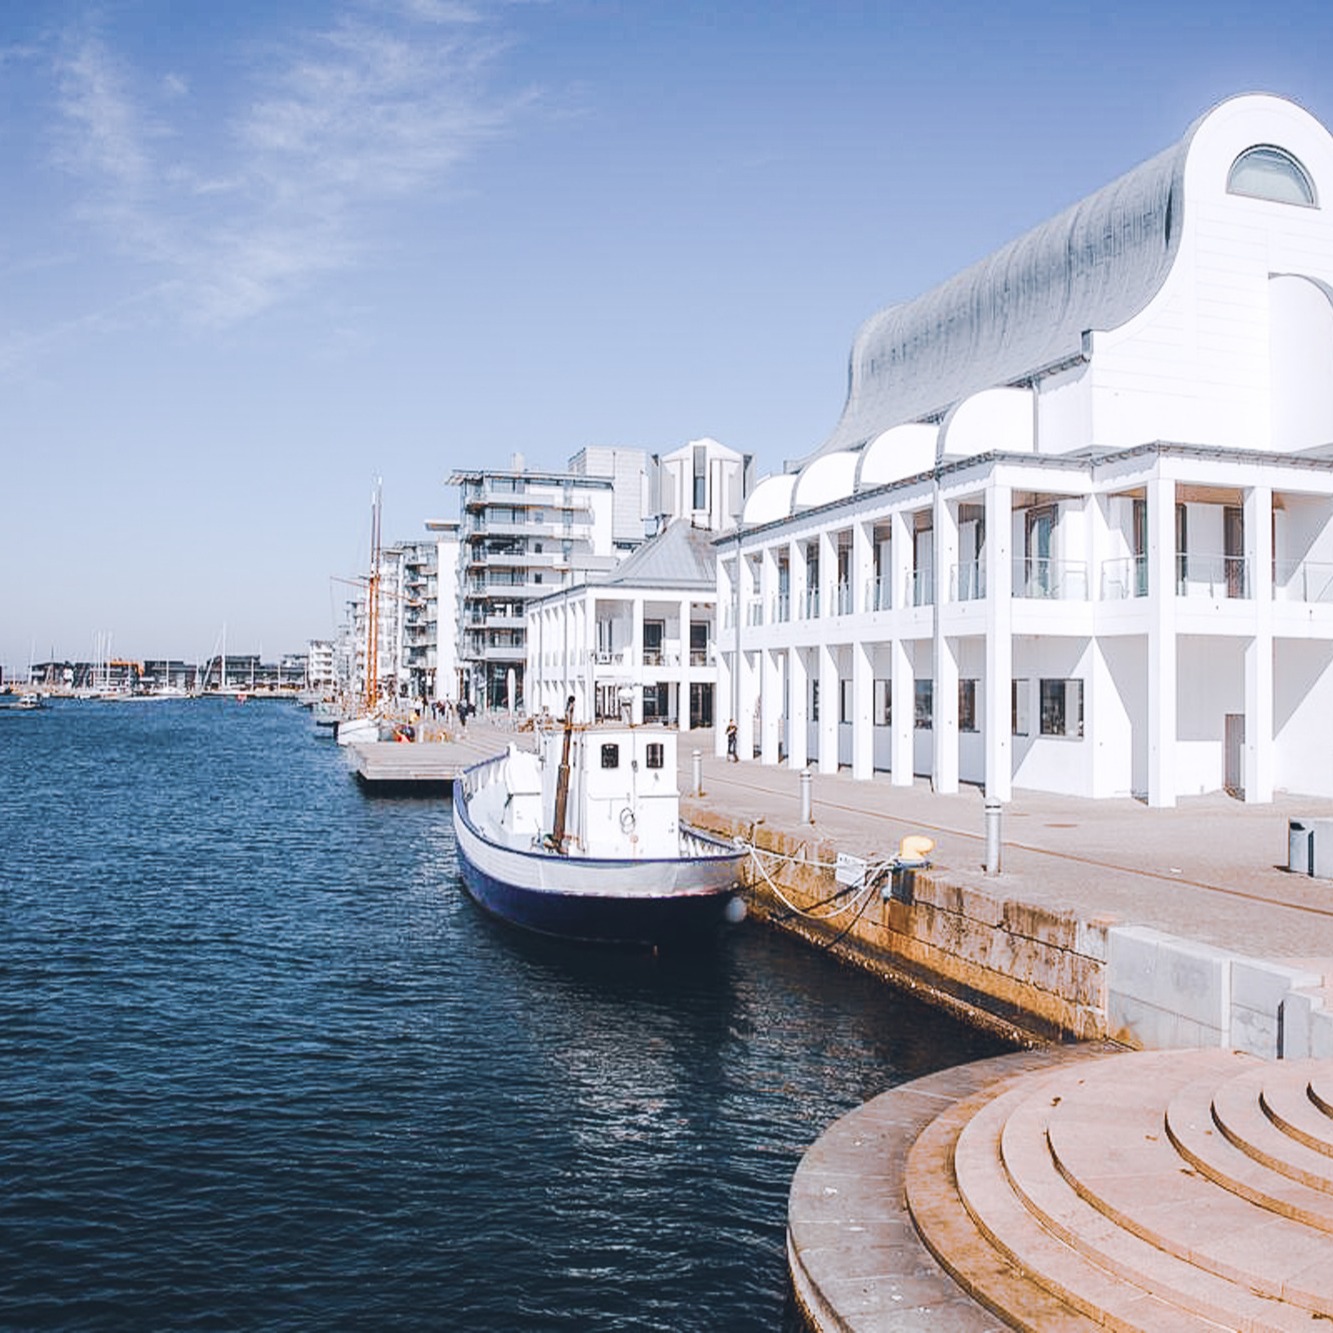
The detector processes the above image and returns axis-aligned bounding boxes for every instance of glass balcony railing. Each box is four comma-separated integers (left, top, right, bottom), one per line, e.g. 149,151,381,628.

1273,559,1333,603
951,561,985,601
1176,553,1248,599
1012,558,1088,601
1101,555,1148,600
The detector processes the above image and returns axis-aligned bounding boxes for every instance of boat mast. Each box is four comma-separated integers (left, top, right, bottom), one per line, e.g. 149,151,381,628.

365,480,382,713
548,695,577,853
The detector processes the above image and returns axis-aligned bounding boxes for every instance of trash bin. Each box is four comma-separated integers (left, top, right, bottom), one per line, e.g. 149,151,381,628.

1290,820,1313,875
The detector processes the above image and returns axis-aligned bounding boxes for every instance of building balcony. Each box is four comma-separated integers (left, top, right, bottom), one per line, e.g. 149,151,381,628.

771,592,791,623
865,576,891,613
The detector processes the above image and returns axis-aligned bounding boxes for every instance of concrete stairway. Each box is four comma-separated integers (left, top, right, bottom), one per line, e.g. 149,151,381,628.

904,1049,1333,1331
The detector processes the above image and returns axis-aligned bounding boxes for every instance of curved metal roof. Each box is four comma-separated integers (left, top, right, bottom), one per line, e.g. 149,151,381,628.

805,130,1193,462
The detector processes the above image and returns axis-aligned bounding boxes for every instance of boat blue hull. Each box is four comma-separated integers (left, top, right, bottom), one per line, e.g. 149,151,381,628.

456,847,737,946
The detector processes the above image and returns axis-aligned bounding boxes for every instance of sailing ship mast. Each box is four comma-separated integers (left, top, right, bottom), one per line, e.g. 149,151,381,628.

365,480,382,713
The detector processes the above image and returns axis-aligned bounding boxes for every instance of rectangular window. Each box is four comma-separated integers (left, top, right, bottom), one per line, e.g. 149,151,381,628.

959,679,978,732
811,680,819,723
645,742,664,770
874,679,890,727
1012,679,1030,736
600,743,620,769
1039,678,1084,737
914,679,932,729
839,679,852,724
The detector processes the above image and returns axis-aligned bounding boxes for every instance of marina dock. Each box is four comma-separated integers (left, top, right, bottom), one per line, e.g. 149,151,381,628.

346,725,523,792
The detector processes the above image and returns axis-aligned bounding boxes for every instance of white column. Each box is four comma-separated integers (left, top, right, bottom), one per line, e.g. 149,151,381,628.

818,642,838,774
762,647,782,765
1245,484,1274,803
1147,474,1177,807
678,595,691,732
985,480,1013,801
933,488,959,793
788,646,808,769
853,518,871,616
738,650,756,758
852,638,873,780
890,508,914,786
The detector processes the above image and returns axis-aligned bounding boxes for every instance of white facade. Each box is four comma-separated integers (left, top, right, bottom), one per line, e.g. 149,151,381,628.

723,94,1333,807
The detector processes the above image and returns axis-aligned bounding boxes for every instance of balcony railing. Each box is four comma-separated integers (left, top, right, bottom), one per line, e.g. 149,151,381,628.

1101,555,1148,600
1274,559,1333,603
866,576,891,612
1176,553,1249,599
802,588,820,619
951,561,985,601
910,571,933,607
746,598,764,627
834,581,853,615
1013,557,1088,601
772,592,791,623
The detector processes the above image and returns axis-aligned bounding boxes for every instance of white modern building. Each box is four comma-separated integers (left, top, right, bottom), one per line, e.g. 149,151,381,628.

526,439,749,728
721,93,1333,807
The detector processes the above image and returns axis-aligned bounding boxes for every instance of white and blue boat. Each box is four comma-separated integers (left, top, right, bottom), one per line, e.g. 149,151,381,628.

453,703,745,947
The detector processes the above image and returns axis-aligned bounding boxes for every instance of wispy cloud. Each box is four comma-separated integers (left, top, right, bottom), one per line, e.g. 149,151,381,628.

46,3,524,328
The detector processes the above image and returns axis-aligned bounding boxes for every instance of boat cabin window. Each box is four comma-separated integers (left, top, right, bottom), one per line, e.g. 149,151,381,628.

601,743,620,769
645,742,664,770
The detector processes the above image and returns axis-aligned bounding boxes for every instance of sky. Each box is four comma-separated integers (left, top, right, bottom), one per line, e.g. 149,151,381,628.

4,0,1333,670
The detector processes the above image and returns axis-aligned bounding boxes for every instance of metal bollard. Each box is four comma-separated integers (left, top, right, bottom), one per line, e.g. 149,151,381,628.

692,749,703,797
984,797,1002,874
800,767,813,824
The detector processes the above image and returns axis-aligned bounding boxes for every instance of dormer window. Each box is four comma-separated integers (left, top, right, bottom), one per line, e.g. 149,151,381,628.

1227,145,1317,207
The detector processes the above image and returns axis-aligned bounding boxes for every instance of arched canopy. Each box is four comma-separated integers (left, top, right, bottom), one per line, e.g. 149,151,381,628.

743,472,798,525
793,451,857,510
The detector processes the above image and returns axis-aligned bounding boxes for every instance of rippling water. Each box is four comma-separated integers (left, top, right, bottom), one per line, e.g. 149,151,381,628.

0,699,1006,1330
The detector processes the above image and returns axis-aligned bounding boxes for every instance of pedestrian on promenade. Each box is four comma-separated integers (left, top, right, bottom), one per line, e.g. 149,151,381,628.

726,719,738,762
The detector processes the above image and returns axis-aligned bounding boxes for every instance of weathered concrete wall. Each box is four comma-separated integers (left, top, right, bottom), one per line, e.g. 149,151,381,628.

688,806,1108,1045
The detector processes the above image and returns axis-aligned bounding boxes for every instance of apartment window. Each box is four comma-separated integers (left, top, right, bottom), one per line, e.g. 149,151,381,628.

1227,145,1316,207
811,681,819,723
839,679,852,725
1040,679,1084,738
601,743,620,769
645,742,664,770
873,679,891,726
693,443,707,510
1012,679,1030,736
959,679,978,732
914,679,932,729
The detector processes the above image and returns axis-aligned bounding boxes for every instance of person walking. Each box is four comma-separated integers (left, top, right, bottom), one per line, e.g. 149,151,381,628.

726,718,738,762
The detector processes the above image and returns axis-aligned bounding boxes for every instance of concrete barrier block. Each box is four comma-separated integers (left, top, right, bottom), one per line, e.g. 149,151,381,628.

1229,959,1325,1058
1107,926,1230,1051
1282,988,1333,1060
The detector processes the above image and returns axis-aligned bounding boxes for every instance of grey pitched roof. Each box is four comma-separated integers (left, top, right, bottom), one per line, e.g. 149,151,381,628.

597,520,717,590
804,121,1195,463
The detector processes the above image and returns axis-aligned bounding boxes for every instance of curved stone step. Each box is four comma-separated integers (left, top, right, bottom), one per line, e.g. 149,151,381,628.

1211,1063,1333,1190
946,1067,1240,1330
1166,1069,1333,1241
996,1066,1320,1332
906,1074,1135,1330
1039,1052,1333,1317
1259,1061,1333,1159
1309,1066,1333,1118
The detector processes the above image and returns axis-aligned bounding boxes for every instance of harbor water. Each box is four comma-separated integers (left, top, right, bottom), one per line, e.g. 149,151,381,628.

0,699,1007,1330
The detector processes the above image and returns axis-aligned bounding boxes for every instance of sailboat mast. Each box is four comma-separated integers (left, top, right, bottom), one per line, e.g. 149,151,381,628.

366,481,382,712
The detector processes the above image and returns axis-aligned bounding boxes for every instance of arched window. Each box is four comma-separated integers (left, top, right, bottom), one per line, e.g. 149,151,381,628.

1227,145,1317,207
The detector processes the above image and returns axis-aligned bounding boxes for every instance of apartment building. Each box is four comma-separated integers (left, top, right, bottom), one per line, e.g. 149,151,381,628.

525,439,750,729
721,93,1333,807
449,454,639,711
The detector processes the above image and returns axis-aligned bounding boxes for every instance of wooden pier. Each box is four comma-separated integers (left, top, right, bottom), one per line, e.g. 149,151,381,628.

347,740,467,792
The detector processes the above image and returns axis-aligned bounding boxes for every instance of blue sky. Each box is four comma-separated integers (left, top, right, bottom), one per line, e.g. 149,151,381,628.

4,0,1333,670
